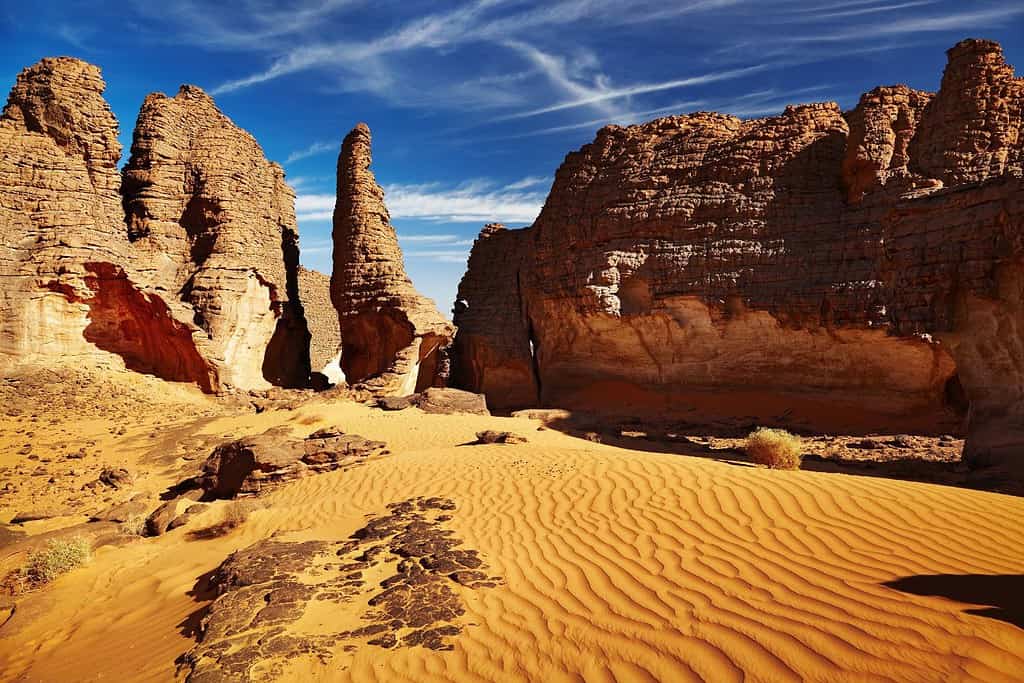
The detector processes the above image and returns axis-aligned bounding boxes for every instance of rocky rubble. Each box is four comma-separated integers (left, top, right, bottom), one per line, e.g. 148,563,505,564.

453,39,1024,469
331,124,454,396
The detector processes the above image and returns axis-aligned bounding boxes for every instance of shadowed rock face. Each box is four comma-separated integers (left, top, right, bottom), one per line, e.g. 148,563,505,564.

453,39,1024,468
331,123,453,395
0,58,312,392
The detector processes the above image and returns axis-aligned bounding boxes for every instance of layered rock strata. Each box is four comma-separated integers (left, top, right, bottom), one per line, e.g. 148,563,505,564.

453,39,1024,468
121,85,310,390
298,266,342,380
331,123,453,395
0,58,312,392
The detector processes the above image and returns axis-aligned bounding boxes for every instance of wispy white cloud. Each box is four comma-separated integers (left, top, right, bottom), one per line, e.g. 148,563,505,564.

785,4,1024,43
286,141,337,164
398,234,461,242
505,175,549,190
295,179,545,225
385,181,543,224
405,249,473,263
494,62,768,121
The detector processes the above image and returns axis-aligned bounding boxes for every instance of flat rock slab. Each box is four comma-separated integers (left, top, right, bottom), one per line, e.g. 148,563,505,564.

179,497,500,682
413,388,489,416
474,430,528,444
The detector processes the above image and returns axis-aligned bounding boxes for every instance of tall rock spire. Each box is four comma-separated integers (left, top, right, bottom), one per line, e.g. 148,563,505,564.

331,123,453,395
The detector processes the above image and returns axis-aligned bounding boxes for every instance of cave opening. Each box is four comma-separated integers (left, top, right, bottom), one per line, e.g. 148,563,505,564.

618,274,653,316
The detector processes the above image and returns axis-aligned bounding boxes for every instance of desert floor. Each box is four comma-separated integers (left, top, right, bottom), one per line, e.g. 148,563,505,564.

0,370,1022,682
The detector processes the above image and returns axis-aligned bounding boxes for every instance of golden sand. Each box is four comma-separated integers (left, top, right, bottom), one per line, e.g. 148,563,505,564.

0,375,1022,682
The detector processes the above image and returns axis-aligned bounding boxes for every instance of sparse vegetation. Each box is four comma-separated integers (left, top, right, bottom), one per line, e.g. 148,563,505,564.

119,513,147,537
745,428,803,470
22,536,91,586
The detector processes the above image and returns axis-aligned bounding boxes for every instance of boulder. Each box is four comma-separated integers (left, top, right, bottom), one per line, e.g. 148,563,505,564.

413,388,489,416
474,431,528,445
198,427,388,498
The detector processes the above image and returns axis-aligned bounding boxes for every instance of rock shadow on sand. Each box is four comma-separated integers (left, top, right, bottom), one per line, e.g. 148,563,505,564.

884,574,1024,629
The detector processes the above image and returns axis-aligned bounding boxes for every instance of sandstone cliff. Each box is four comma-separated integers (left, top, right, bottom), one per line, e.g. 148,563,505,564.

331,123,453,395
453,39,1024,468
0,58,311,392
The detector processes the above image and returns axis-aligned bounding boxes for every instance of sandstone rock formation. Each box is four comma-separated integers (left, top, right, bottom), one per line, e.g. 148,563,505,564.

331,123,454,396
121,85,310,390
0,57,312,392
453,39,1024,469
197,426,388,498
298,266,341,380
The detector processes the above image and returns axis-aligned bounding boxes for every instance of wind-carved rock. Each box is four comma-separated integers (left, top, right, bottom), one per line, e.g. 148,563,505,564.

0,58,135,370
453,39,1024,470
331,123,453,395
0,58,312,392
122,85,310,390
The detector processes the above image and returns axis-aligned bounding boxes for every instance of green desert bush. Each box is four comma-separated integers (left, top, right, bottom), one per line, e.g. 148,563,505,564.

745,428,803,470
22,536,91,586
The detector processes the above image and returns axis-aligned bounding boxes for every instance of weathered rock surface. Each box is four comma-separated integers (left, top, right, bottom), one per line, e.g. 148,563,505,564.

474,430,528,445
413,388,489,416
331,123,454,396
0,57,312,393
452,39,1024,468
197,426,388,498
298,266,341,380
179,498,499,681
122,85,311,391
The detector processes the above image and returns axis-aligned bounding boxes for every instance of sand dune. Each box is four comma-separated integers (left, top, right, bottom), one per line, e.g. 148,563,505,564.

1,392,1023,682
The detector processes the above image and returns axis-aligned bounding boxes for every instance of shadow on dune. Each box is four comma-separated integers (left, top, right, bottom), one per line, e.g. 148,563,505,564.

884,574,1024,629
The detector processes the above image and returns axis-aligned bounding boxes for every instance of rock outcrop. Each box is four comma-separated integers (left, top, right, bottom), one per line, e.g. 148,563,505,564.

452,39,1024,468
197,426,388,498
122,85,310,390
331,123,454,396
0,57,313,392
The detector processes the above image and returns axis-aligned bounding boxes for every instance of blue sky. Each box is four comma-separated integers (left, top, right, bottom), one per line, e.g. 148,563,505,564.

3,1,1022,312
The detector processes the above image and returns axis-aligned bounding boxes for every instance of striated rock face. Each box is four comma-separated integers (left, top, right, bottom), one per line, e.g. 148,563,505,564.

453,39,1024,468
0,57,313,392
331,123,453,395
451,224,539,408
0,57,133,370
122,85,310,390
298,266,341,378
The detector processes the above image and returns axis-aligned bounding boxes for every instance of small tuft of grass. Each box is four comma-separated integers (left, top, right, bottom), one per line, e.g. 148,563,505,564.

745,428,803,470
119,513,147,537
22,536,91,586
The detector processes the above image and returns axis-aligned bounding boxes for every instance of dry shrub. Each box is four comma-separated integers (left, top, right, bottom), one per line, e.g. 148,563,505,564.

745,428,803,470
119,513,147,537
23,536,91,586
